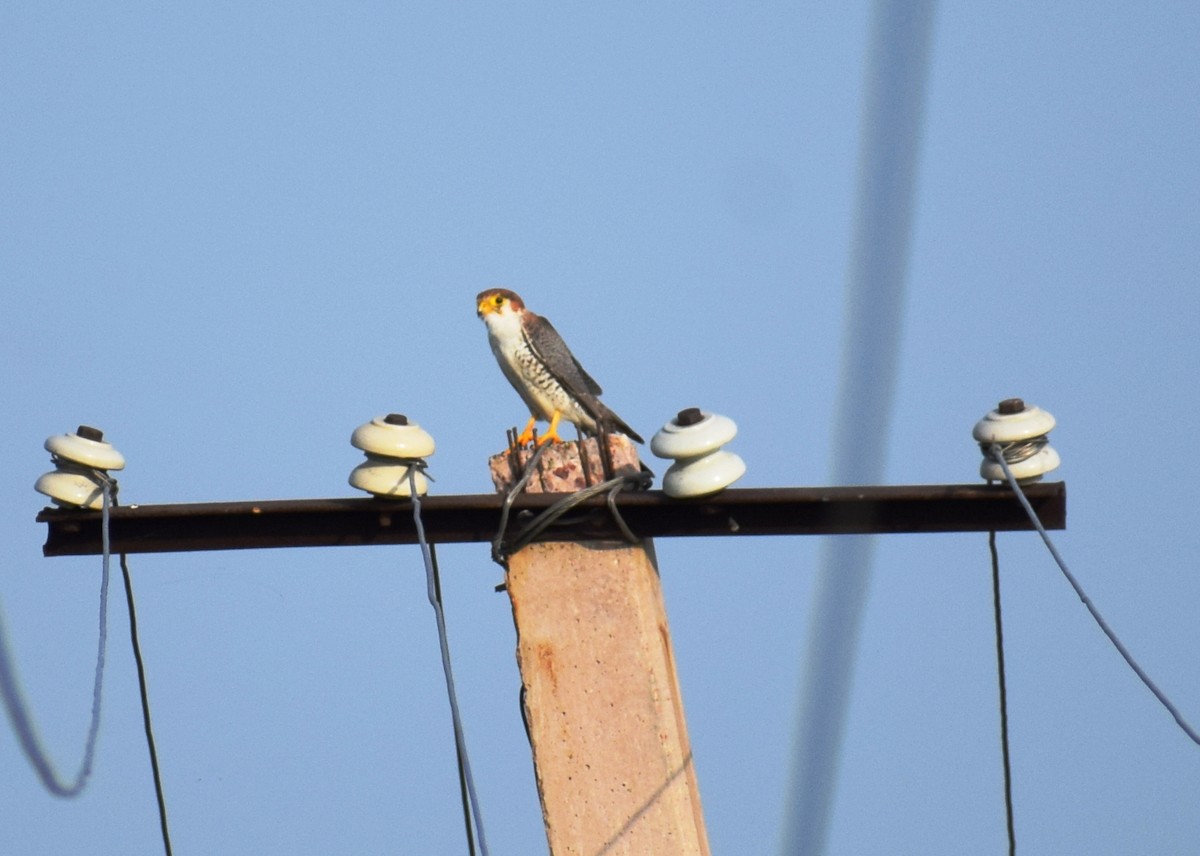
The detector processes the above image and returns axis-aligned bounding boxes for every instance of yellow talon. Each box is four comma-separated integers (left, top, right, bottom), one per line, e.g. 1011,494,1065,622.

535,411,565,447
513,412,566,448
515,417,538,447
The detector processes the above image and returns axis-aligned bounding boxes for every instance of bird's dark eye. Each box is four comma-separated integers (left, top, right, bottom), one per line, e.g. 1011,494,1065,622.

494,295,504,305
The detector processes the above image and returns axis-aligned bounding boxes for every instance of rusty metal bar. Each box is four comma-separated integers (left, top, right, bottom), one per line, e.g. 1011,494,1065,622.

36,483,1066,558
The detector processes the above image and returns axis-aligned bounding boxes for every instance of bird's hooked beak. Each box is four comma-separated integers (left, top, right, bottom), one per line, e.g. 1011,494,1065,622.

477,295,503,318
477,289,521,318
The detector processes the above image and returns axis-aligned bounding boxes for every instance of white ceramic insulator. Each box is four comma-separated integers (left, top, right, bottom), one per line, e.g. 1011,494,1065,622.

980,445,1061,484
972,405,1056,445
351,416,436,460
35,465,111,510
348,457,429,497
662,450,746,499
652,410,745,497
650,412,738,459
44,432,126,471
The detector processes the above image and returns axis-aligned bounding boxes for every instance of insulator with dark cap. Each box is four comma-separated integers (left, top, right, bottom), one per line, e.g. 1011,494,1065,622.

973,399,1061,483
35,426,125,509
651,408,746,498
348,415,435,497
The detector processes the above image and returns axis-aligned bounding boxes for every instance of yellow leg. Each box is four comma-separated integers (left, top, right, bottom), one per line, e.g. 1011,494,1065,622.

535,411,565,446
515,416,538,446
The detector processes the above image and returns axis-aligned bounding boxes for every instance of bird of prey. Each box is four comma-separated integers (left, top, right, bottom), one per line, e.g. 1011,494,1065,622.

476,288,643,446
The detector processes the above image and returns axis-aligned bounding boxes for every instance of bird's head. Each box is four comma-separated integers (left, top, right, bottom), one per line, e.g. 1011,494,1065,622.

476,288,526,320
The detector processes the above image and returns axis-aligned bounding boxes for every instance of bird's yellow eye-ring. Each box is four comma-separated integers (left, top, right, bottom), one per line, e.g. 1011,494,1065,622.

494,294,504,306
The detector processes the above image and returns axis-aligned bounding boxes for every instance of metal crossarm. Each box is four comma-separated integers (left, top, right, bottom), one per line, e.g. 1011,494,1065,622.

39,482,1065,557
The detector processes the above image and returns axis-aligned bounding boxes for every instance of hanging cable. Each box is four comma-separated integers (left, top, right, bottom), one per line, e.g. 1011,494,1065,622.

408,469,489,856
117,548,173,856
431,541,477,856
0,476,114,796
988,531,1016,856
988,444,1200,747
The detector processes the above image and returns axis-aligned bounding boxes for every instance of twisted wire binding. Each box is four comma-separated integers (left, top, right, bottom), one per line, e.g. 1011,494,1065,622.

988,443,1200,747
0,474,115,797
982,435,1049,466
408,468,489,856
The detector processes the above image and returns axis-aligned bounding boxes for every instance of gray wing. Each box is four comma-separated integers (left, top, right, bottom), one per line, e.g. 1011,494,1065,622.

523,314,604,397
524,312,644,443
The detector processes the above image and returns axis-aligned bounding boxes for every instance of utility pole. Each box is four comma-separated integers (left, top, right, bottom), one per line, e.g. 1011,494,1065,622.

488,436,709,855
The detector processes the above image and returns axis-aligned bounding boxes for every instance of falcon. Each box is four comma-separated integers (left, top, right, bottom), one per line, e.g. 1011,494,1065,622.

476,288,644,446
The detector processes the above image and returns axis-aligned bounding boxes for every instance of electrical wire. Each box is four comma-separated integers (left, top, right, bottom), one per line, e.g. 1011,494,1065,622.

504,472,647,556
432,542,478,856
0,477,114,797
491,442,549,564
988,444,1200,747
408,469,490,856
782,3,939,852
988,531,1016,856
117,550,174,856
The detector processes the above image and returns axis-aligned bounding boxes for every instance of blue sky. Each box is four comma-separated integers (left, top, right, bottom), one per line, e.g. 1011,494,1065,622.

3,3,1199,854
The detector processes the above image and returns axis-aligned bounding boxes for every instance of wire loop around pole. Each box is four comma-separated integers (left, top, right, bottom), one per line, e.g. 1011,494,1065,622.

490,442,651,566
491,443,549,564
504,473,649,557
